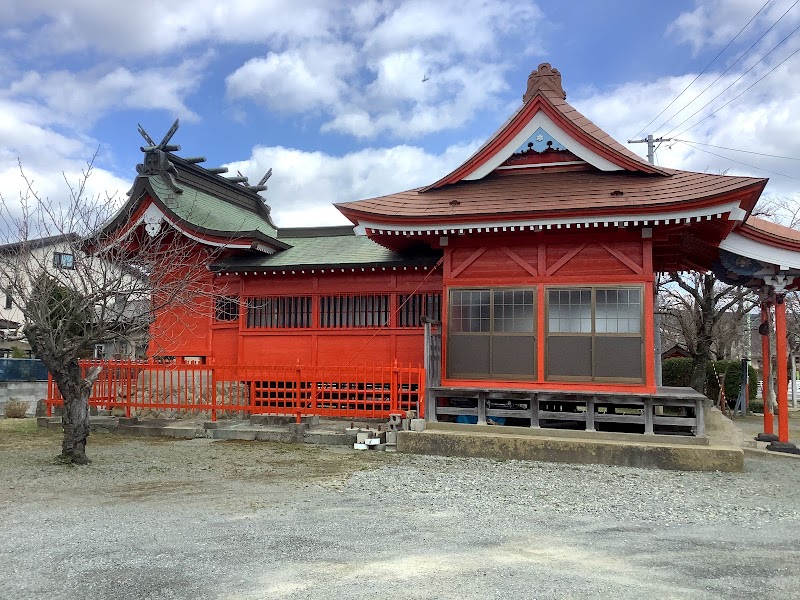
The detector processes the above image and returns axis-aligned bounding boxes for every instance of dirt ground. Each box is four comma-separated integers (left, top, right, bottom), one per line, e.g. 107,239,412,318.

2,418,800,600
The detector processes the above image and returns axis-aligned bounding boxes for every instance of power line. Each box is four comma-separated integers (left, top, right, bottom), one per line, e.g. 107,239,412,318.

673,139,800,161
653,0,799,137
632,0,773,140
674,41,800,137
678,140,800,180
662,19,800,138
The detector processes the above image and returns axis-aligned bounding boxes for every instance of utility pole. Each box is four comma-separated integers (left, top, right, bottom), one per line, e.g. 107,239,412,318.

627,134,673,387
627,134,674,165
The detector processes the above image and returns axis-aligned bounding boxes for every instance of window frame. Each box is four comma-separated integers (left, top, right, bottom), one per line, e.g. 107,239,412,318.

52,252,75,270
446,286,537,380
545,285,644,383
214,295,240,323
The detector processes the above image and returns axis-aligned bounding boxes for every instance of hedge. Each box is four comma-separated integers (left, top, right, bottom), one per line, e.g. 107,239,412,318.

662,357,757,404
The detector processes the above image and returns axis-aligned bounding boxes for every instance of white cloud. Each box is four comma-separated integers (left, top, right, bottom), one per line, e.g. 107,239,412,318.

226,43,357,112
224,0,542,139
2,0,336,56
5,57,207,126
571,53,800,201
668,0,800,53
223,141,480,227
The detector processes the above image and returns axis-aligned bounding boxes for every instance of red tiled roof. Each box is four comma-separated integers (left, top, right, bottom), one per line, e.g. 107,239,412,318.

738,216,800,251
337,169,767,224
423,64,665,190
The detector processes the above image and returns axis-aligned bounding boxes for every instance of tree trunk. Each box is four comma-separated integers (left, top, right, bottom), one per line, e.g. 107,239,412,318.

52,362,102,465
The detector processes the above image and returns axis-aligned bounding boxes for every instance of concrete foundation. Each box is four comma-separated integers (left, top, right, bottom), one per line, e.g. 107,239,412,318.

397,422,744,472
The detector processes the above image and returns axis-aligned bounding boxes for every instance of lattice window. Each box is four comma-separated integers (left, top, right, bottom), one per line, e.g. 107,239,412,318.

319,295,389,328
449,290,490,333
595,288,641,334
547,289,591,333
398,293,442,328
214,296,239,322
246,296,312,328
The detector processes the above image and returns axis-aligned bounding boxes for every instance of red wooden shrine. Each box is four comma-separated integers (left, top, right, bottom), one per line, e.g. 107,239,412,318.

106,63,800,442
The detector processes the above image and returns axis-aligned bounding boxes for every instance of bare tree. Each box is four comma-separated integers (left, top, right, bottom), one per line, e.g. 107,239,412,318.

0,157,214,464
662,272,756,393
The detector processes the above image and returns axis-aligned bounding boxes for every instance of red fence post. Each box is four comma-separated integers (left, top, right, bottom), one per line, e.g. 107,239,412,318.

295,359,302,421
211,362,218,422
390,359,399,415
46,374,53,417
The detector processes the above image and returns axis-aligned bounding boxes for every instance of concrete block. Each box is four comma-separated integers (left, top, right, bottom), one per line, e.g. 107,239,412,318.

356,432,370,443
410,418,426,432
117,417,139,427
203,421,220,430
385,431,398,445
354,443,368,450
364,438,382,446
401,419,410,431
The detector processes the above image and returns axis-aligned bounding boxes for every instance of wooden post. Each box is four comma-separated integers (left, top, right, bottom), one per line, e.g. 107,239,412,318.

477,391,487,425
529,393,539,428
775,294,789,443
761,302,774,434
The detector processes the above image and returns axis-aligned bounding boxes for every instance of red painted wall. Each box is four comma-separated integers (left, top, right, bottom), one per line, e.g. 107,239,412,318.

441,229,656,393
152,265,441,367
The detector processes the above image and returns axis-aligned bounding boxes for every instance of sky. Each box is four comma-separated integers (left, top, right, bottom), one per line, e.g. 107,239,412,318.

2,0,800,228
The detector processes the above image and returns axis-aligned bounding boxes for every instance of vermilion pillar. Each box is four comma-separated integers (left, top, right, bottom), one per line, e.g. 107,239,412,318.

775,293,789,443
761,302,774,435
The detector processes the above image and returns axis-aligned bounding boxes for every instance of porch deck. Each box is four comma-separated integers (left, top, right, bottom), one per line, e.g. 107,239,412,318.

428,385,708,437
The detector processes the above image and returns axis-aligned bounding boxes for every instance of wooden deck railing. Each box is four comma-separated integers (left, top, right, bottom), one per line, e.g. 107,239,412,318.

46,360,424,421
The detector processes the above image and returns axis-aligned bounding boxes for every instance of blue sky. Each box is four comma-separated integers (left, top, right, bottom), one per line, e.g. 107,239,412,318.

2,0,800,227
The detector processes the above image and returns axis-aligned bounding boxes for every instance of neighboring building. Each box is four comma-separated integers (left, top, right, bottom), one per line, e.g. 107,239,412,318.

101,63,800,437
0,234,147,359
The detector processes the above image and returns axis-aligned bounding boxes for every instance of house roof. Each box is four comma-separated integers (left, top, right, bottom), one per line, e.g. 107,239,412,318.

336,64,767,229
737,216,800,251
210,226,440,273
103,143,285,251
422,63,665,190
337,168,767,225
0,233,80,255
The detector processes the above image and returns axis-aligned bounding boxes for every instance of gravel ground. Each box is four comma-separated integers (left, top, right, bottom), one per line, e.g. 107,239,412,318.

2,419,800,600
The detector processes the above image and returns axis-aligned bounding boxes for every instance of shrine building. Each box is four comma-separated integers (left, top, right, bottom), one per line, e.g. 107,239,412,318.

107,63,800,446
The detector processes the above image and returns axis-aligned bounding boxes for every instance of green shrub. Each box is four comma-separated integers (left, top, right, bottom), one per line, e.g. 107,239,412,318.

3,399,28,418
706,360,757,405
662,358,694,387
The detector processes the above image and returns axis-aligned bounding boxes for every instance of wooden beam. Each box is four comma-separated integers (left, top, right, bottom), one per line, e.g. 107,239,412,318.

545,243,587,276
450,247,487,279
599,243,643,275
501,246,537,276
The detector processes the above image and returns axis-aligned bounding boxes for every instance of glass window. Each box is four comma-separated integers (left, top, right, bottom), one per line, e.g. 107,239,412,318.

548,288,591,333
493,289,534,333
450,289,490,333
53,252,75,270
596,287,641,334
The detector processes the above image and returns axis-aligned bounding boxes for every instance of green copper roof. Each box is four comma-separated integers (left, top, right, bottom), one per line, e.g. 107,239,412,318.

210,230,440,272
147,175,278,239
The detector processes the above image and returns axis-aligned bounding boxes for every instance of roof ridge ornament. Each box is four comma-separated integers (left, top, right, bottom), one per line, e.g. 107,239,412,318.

523,63,566,103
135,119,183,195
